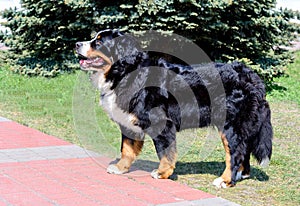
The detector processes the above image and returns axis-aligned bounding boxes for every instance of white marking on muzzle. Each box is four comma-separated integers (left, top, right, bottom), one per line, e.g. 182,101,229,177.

78,41,91,57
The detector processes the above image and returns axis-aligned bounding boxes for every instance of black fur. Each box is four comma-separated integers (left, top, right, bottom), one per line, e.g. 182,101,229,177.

76,29,273,186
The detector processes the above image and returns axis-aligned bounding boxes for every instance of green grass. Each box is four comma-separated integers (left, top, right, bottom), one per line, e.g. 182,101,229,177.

0,64,77,143
268,52,300,105
0,52,299,205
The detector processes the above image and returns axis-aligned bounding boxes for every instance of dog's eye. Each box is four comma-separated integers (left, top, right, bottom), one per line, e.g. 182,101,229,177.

95,34,102,46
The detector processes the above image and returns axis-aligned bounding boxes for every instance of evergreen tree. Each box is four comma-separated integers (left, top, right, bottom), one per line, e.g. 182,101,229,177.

96,0,299,84
1,0,94,76
0,0,299,82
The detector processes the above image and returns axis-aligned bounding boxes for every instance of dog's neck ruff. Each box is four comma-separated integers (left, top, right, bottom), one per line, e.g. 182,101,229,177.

97,73,114,97
97,73,143,134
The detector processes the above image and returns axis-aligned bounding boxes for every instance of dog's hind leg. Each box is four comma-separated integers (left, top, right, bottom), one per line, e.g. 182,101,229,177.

240,152,251,179
107,131,144,175
150,121,177,179
213,132,233,188
213,131,246,188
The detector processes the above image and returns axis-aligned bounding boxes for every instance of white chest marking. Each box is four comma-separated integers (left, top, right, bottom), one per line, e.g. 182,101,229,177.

97,74,143,134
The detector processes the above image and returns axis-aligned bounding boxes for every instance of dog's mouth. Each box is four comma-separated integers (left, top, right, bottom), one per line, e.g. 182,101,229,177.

79,56,105,70
76,43,112,72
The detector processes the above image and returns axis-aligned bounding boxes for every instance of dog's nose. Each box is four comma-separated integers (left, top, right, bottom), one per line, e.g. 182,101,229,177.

76,42,83,49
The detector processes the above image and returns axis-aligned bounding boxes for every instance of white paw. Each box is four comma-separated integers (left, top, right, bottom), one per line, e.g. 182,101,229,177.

242,174,250,179
235,171,242,181
213,177,227,188
260,157,270,167
151,169,161,179
236,171,250,181
107,164,126,175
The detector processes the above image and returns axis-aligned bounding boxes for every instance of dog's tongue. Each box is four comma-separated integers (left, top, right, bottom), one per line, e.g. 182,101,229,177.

80,58,104,66
80,59,85,65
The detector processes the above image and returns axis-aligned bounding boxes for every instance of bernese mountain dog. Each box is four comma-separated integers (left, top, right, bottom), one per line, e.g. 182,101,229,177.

75,29,273,188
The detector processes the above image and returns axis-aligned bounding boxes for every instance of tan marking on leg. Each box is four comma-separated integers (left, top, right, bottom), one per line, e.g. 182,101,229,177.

238,165,244,172
116,138,144,173
220,132,232,187
239,164,250,179
155,153,177,179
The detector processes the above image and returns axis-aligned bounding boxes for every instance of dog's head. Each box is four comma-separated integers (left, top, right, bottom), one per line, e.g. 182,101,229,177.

76,29,141,74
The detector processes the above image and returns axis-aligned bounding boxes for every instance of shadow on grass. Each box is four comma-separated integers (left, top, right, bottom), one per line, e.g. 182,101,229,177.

175,161,269,182
267,81,287,93
120,159,269,182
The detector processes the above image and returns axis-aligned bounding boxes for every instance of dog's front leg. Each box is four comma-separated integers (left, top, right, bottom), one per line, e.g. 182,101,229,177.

150,121,177,179
107,130,144,175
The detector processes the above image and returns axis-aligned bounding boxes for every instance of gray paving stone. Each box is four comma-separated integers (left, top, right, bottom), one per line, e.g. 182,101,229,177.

1,148,44,162
0,145,102,163
0,152,15,163
0,117,11,122
191,198,241,206
157,197,241,206
57,145,98,158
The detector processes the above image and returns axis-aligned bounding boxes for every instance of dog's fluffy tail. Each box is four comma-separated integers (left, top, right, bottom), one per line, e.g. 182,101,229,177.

253,100,273,167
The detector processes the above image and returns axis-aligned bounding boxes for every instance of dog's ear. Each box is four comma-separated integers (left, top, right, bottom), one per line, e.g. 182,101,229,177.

112,29,124,38
110,31,141,64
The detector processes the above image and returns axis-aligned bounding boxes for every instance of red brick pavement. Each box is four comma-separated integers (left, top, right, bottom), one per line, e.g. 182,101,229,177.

0,121,71,149
0,119,239,206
